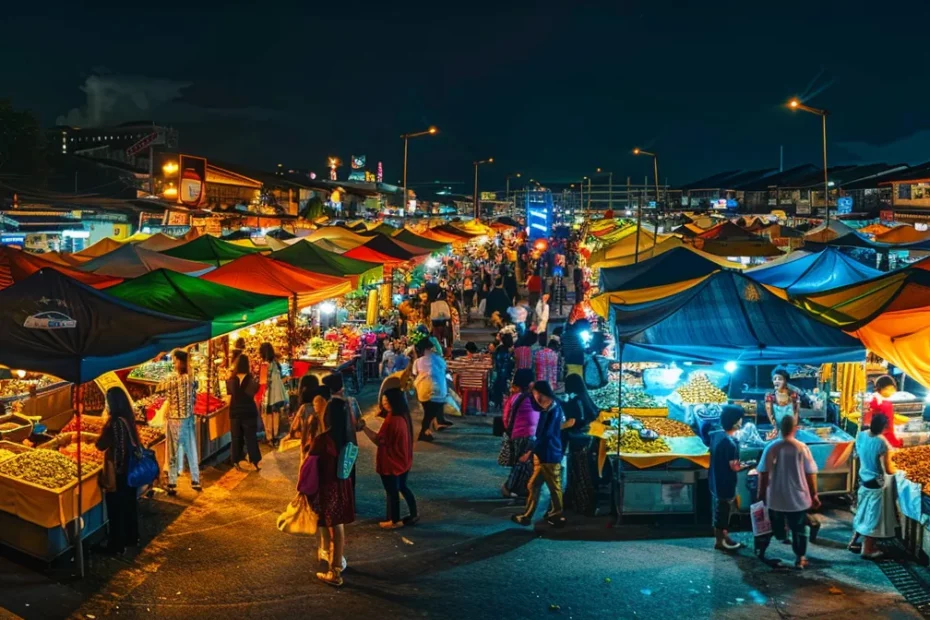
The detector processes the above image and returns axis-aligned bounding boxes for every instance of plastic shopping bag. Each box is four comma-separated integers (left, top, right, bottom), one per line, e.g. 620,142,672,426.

276,493,318,536
750,501,772,536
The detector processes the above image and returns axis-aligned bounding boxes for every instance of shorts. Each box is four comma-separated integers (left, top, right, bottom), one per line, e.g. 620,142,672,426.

713,495,736,530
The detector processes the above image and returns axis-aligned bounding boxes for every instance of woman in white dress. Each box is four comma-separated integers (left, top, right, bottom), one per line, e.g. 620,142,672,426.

850,413,898,559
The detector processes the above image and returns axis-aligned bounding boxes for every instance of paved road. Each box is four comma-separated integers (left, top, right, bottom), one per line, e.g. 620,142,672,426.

0,384,922,619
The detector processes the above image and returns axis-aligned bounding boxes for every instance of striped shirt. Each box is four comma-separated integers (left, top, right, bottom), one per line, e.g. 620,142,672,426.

157,374,197,420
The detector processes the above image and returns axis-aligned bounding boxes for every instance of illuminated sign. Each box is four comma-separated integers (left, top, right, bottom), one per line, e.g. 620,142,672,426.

836,196,853,214
178,154,207,207
351,155,366,169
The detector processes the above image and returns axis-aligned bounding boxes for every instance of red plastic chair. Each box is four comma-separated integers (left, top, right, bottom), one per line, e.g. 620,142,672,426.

458,368,488,415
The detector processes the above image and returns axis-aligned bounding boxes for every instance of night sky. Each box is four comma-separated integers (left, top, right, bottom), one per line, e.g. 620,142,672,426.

5,2,930,191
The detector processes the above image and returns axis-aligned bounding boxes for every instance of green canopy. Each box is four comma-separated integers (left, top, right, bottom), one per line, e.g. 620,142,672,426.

269,241,383,288
371,223,398,236
107,269,288,337
393,229,450,251
160,235,263,267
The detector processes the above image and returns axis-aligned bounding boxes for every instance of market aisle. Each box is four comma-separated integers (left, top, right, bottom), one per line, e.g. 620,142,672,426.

0,387,921,619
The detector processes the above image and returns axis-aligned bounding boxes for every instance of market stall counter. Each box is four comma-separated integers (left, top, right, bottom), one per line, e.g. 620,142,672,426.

0,441,105,561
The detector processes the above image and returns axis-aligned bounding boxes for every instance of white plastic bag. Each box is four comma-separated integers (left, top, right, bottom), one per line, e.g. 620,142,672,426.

750,501,772,536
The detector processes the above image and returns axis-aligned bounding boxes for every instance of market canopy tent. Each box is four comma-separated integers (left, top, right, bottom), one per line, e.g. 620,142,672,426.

859,223,893,237
875,225,930,244
605,271,863,365
304,226,370,251
270,241,383,288
108,269,289,338
160,234,263,267
394,229,450,252
266,228,296,240
76,243,215,278
123,232,152,243
202,253,352,309
804,232,890,251
746,247,882,297
71,237,126,260
588,228,676,267
344,235,429,265
597,246,742,294
136,232,185,252
804,220,858,243
432,223,482,240
689,237,784,257
697,221,760,240
0,269,211,383
0,246,121,292
592,237,684,269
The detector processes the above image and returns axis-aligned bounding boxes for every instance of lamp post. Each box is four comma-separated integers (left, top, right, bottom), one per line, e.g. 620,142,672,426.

473,158,494,221
400,126,438,218
596,167,614,213
788,98,830,222
506,172,521,218
633,148,660,262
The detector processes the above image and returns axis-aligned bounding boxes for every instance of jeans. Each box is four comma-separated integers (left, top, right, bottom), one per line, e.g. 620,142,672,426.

167,416,200,486
521,456,564,519
771,509,809,558
380,471,417,523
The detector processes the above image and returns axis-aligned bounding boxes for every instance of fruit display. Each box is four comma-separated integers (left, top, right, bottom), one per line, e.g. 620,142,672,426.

675,372,728,404
128,361,173,384
636,416,694,438
0,423,20,432
590,382,661,411
0,450,97,489
893,446,930,492
58,443,105,467
0,376,57,400
605,430,671,454
136,425,165,448
0,449,16,463
307,337,340,358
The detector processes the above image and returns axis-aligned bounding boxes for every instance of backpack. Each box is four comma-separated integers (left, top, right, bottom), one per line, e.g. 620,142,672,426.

430,300,451,322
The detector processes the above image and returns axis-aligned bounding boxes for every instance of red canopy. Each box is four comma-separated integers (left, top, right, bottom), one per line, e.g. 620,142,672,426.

0,246,122,291
343,235,430,266
201,253,352,309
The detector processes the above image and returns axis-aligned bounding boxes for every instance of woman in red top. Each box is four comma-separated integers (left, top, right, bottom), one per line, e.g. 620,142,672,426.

309,398,356,587
361,387,419,529
864,375,903,448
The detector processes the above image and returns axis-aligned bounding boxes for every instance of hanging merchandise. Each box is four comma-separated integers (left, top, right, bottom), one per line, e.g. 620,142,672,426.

367,289,379,326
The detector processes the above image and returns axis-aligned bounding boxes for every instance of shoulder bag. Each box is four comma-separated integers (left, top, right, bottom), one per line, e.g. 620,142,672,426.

336,442,359,480
498,393,529,467
118,418,160,488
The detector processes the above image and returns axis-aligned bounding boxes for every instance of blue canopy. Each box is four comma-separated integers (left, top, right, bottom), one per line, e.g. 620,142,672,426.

805,232,891,251
610,271,863,365
0,269,211,383
745,247,882,296
598,246,730,292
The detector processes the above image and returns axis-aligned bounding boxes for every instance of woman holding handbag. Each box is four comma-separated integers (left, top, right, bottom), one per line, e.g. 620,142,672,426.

227,354,262,471
309,398,356,587
95,388,143,555
500,369,539,498
259,343,288,448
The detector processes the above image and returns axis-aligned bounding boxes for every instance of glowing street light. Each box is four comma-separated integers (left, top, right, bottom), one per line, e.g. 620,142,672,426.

473,158,494,221
162,161,178,175
787,98,831,221
400,126,439,216
632,148,662,263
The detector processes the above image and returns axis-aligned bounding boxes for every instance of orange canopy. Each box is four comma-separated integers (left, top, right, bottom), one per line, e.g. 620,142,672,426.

72,237,126,259
201,253,352,309
0,246,121,291
875,225,930,244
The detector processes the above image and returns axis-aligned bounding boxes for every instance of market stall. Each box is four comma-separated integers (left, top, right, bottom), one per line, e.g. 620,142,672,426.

0,246,122,292
746,247,882,298
0,269,210,570
269,241,383,289
160,234,263,267
76,243,215,278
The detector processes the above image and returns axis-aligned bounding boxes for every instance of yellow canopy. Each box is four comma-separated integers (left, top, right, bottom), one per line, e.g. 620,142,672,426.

588,229,675,266
590,274,715,317
72,237,126,259
123,232,152,243
304,226,370,249
592,237,684,268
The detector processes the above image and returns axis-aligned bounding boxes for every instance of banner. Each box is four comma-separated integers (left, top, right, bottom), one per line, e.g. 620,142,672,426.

178,154,207,207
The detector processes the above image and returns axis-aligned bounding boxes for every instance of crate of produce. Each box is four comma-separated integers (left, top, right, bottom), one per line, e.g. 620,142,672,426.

0,413,34,443
0,440,33,464
42,432,105,468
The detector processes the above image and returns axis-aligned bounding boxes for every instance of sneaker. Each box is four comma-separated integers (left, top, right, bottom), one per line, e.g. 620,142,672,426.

402,515,420,526
191,482,203,492
166,484,177,497
379,520,404,530
715,540,743,551
316,569,343,588
511,514,531,526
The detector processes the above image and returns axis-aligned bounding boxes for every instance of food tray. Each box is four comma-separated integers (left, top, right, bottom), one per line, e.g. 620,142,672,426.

0,413,34,443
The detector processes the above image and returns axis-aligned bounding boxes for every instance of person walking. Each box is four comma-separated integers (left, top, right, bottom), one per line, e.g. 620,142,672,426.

511,381,574,527
756,415,820,569
534,337,560,387
491,333,516,411
227,354,262,471
709,405,745,552
534,292,551,335
413,339,449,442
849,413,898,559
310,399,357,588
360,387,419,529
500,369,539,498
95,388,142,555
513,330,536,371
259,342,288,448
158,350,201,495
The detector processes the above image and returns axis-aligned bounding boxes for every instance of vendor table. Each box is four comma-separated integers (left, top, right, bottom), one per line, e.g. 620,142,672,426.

196,404,231,464
294,356,363,394
609,456,707,520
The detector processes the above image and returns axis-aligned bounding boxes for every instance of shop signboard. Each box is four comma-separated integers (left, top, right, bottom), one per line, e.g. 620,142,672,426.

348,170,366,182
880,209,894,222
797,203,811,215
351,155,366,169
836,196,853,214
177,155,207,208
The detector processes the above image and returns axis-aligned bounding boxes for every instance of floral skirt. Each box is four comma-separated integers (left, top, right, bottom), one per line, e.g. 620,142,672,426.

312,478,356,527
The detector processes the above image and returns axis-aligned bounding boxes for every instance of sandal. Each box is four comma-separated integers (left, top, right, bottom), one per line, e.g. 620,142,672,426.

316,569,343,588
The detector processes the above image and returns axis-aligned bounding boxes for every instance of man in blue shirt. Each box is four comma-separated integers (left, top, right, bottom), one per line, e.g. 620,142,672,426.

512,381,575,527
709,405,745,552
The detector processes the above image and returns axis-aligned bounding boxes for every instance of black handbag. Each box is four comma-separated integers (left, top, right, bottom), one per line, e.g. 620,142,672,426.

497,394,528,467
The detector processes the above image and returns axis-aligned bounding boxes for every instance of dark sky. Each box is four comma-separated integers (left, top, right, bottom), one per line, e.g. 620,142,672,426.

5,2,930,191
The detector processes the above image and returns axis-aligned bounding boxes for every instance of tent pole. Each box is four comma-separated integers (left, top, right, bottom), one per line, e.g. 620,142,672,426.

614,342,625,526
289,295,297,366
74,383,85,578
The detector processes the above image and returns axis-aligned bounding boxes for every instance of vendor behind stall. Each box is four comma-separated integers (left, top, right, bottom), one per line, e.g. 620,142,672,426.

862,375,902,448
765,368,799,434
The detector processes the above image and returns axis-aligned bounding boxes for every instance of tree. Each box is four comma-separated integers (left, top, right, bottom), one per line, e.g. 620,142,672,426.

0,99,47,180
300,195,324,220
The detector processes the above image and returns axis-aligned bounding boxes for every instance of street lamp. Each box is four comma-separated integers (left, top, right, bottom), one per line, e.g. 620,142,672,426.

400,126,438,217
506,172,521,217
595,167,614,212
473,158,494,221
632,148,661,263
788,98,830,222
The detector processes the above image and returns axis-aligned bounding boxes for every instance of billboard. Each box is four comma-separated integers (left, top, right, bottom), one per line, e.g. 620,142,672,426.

178,154,207,207
351,155,366,169
836,196,853,214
